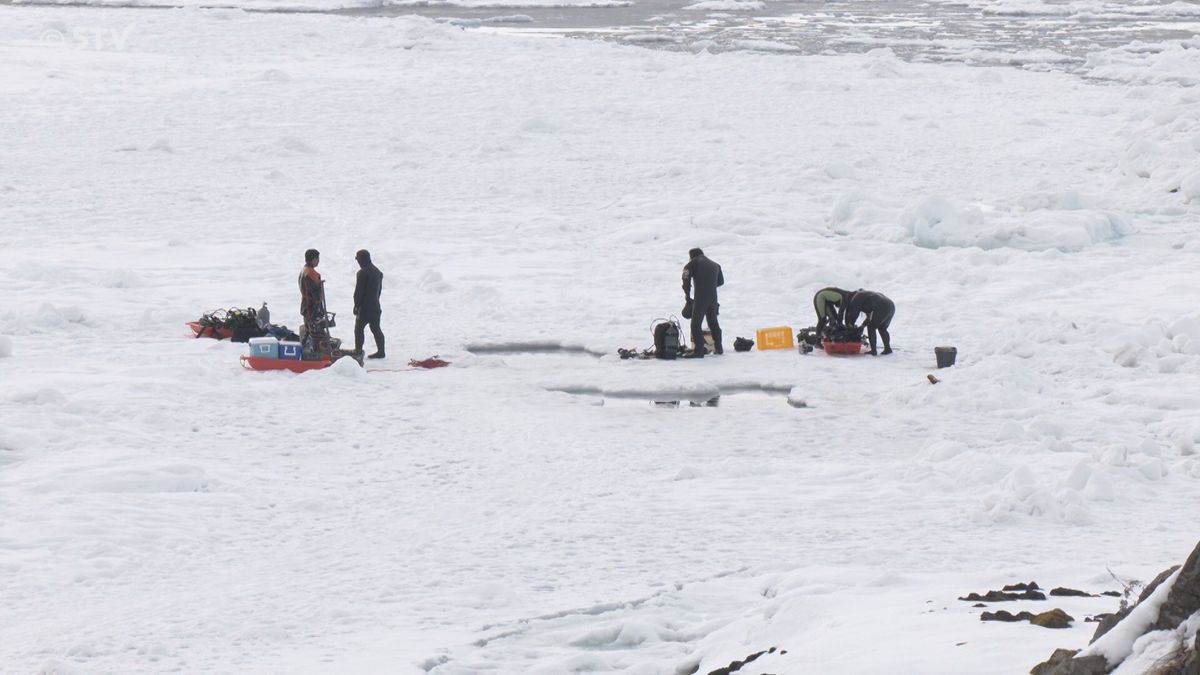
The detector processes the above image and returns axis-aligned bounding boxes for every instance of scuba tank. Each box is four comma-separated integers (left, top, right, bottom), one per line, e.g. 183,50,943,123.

257,302,271,329
653,318,683,360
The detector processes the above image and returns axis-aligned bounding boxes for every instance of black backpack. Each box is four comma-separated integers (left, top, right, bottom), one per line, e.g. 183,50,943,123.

653,320,682,360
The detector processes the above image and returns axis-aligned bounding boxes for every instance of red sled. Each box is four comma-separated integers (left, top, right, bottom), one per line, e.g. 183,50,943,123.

240,355,334,373
189,321,234,340
823,340,864,355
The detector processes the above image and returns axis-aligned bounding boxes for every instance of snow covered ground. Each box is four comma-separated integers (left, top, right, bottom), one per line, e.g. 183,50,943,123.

1,6,1200,673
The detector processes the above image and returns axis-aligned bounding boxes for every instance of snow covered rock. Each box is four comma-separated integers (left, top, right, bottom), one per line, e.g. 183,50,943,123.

1032,539,1200,674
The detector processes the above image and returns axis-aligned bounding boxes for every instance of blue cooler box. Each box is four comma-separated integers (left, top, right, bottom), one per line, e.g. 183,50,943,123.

248,337,279,359
278,341,301,360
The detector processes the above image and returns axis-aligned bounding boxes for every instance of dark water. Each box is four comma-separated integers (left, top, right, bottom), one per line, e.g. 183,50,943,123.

334,0,1200,68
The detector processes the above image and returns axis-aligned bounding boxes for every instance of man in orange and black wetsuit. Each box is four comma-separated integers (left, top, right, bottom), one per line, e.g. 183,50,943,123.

299,248,329,354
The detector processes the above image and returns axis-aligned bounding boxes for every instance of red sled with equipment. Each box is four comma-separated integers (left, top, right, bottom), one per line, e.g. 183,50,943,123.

240,335,362,372
240,355,338,373
823,340,864,355
189,321,234,340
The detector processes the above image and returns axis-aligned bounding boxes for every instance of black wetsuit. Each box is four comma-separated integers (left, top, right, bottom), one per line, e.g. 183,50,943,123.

353,260,385,355
682,255,724,355
813,287,849,337
843,290,895,355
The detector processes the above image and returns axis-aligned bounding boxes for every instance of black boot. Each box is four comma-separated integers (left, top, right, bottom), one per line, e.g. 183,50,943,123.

683,350,705,359
368,332,385,359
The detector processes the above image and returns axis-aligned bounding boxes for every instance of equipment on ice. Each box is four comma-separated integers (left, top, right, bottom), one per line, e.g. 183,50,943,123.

189,305,299,342
240,333,363,373
653,317,686,360
755,326,794,351
617,316,689,360
796,327,822,348
821,322,867,355
935,346,957,368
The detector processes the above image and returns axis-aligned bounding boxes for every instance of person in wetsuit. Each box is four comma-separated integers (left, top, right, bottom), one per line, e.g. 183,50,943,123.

843,289,895,356
298,248,331,356
352,249,385,359
681,248,724,358
813,286,850,337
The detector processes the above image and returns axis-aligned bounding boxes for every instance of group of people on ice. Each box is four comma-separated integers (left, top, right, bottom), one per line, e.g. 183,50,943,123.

682,248,895,358
295,246,894,361
299,248,386,359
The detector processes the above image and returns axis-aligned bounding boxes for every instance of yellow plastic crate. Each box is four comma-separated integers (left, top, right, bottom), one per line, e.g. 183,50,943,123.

756,326,794,351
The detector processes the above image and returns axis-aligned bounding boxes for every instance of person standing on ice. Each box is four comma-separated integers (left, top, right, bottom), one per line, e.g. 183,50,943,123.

681,248,724,358
298,248,330,353
813,286,850,337
843,289,894,356
352,249,385,360
299,249,325,321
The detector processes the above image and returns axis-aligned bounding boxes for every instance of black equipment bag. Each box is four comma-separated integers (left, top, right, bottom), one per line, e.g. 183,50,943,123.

797,327,822,347
653,320,681,360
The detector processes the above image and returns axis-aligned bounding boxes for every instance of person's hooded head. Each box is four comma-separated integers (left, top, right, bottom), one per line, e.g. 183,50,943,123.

355,249,372,268
688,248,703,260
305,248,320,267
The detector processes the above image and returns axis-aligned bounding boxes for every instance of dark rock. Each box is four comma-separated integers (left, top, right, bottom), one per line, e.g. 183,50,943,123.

1101,591,1121,598
1183,632,1200,675
960,589,1047,602
1153,540,1200,633
982,610,1036,623
1030,648,1108,675
1092,564,1181,643
1030,609,1074,629
973,603,988,608
1050,588,1095,598
1035,541,1200,675
1005,582,1042,592
706,648,777,675
1084,614,1112,623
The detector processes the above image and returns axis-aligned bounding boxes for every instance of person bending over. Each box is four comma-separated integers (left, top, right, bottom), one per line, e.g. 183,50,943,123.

813,286,850,337
843,289,894,356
